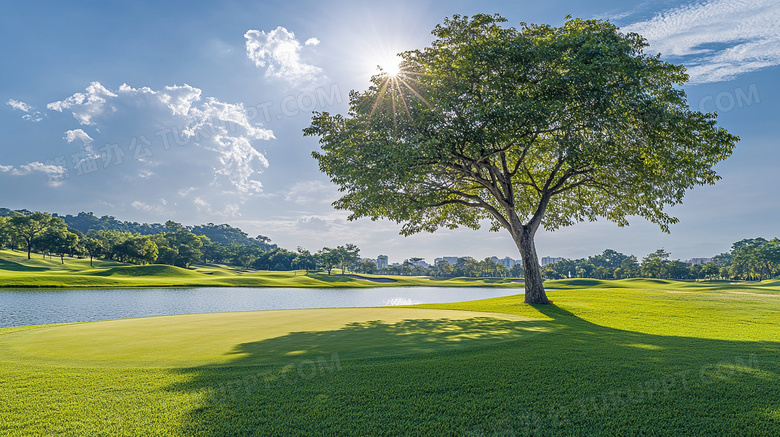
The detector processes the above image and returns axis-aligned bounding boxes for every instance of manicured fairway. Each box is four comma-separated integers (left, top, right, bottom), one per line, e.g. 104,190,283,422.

1,280,778,436
0,308,540,368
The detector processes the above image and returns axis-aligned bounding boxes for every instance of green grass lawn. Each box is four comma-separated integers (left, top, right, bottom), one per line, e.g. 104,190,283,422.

0,249,520,289
0,279,778,436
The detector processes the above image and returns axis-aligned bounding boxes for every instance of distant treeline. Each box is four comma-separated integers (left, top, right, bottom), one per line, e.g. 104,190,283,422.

0,209,276,250
0,208,359,273
543,240,780,281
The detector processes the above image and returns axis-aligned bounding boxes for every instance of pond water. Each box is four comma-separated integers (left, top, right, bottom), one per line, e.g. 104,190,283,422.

0,287,525,328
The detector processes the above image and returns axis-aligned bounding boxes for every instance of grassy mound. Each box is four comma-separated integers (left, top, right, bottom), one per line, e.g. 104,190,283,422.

92,265,203,277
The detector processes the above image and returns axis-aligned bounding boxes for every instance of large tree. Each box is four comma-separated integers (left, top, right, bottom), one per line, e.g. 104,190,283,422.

305,14,738,304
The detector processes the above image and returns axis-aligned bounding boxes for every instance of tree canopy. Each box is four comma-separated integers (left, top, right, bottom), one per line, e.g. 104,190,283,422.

305,14,738,303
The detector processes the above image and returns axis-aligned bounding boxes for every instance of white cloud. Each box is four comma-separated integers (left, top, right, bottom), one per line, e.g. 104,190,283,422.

625,0,780,83
193,196,241,217
22,113,44,122
159,84,202,116
7,99,44,122
6,99,31,112
131,200,166,214
244,27,324,86
131,201,153,212
296,216,330,232
15,162,66,176
64,128,99,165
47,82,118,125
64,129,93,145
285,180,338,205
45,82,274,195
194,197,210,208
0,162,67,187
305,37,320,46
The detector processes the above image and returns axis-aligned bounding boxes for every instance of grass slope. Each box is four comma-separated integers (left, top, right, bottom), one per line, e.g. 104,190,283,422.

0,280,778,436
0,249,521,289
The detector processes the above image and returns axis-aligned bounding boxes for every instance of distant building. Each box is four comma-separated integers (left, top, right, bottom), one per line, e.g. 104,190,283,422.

494,256,520,269
359,257,377,265
377,255,389,269
434,256,460,265
409,259,429,268
686,257,712,265
541,256,564,266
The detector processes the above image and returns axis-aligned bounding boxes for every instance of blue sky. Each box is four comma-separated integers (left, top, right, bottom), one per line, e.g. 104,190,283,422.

2,0,779,264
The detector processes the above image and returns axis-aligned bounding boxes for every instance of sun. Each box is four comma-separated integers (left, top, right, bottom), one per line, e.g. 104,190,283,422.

375,54,402,77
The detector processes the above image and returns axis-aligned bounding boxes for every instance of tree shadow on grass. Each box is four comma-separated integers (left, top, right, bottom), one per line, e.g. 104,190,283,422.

0,258,47,272
167,305,780,436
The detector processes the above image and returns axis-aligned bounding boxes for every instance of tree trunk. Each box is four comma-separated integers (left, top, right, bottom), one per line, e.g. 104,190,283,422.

512,227,550,304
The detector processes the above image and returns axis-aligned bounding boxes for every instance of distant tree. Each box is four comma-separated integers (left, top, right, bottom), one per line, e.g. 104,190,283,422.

712,252,732,267
667,260,690,280
293,247,318,272
8,211,56,259
306,14,738,304
115,235,158,265
356,260,378,274
35,228,79,264
436,260,454,277
641,249,670,278
542,265,563,280
337,244,361,274
730,238,780,281
318,247,340,275
701,262,720,280
510,263,524,278
593,266,611,280
252,248,297,271
198,236,224,264
0,216,12,248
165,220,185,231
619,256,640,278
256,235,271,244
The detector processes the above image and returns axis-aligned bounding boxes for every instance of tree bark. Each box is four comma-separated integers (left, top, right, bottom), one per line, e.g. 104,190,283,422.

512,227,550,304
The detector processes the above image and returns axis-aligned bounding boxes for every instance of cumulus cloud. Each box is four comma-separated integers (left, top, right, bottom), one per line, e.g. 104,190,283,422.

0,161,68,186
305,37,320,46
47,82,118,125
244,27,324,85
45,81,274,195
625,0,780,83
6,99,31,112
7,99,44,122
64,128,93,145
